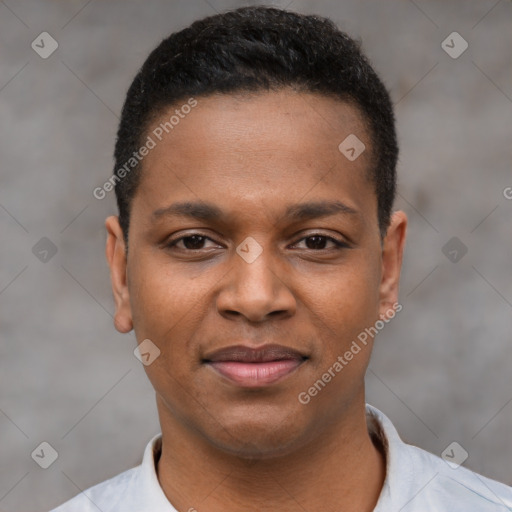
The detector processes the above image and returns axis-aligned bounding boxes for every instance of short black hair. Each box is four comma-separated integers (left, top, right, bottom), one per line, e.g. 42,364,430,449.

113,6,397,247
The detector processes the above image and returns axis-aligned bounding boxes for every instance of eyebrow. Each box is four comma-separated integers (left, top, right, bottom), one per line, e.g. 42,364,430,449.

151,200,359,223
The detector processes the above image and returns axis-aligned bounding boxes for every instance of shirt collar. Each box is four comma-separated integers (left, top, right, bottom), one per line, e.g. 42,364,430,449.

140,404,399,510
140,404,428,512
138,433,178,510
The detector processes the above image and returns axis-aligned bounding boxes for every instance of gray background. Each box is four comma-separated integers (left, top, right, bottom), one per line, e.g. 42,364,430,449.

1,0,511,510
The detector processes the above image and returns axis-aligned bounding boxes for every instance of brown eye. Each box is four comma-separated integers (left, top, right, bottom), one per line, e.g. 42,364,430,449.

166,234,220,251
180,235,207,250
305,236,328,250
294,235,348,250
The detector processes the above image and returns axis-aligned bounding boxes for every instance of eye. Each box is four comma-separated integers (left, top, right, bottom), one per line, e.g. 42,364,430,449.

166,234,221,251
164,232,349,253
292,234,349,251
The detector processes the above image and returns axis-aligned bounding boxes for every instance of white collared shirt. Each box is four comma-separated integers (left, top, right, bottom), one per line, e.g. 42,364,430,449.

50,404,512,511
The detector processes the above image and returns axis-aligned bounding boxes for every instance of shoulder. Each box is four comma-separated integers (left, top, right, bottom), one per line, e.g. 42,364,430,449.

367,404,512,511
406,443,512,511
49,434,166,512
49,465,140,512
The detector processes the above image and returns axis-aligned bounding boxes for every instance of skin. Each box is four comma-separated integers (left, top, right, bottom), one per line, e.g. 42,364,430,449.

106,89,407,512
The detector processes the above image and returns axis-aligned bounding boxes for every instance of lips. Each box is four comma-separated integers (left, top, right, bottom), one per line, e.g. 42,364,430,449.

203,344,307,387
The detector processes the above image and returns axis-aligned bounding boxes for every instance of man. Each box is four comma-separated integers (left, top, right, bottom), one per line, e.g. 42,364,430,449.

52,6,512,511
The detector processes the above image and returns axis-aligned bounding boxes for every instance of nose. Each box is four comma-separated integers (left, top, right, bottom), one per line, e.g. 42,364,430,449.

216,243,296,323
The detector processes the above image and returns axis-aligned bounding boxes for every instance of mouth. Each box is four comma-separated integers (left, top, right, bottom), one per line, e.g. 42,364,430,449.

203,344,308,388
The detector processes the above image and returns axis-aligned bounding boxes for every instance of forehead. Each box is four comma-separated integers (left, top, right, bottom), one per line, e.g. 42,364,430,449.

133,89,376,226
145,89,370,161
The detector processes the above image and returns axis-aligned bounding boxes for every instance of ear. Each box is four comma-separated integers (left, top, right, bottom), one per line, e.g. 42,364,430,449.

105,216,133,333
378,210,407,319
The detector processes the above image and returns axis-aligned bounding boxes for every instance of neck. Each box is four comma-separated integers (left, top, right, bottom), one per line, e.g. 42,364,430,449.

155,396,386,512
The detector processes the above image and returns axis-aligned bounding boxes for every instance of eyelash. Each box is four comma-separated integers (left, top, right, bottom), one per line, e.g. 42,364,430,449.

165,233,349,252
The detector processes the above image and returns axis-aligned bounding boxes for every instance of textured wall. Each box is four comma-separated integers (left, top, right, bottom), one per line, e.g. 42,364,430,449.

0,1,511,511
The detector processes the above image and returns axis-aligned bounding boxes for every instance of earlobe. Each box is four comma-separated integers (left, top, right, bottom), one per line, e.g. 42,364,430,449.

105,216,133,333
378,211,407,318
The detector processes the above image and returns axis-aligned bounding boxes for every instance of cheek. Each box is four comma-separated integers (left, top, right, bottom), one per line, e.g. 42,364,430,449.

307,258,381,355
128,255,195,344
300,264,381,407
128,254,221,379
314,264,379,316
129,262,201,397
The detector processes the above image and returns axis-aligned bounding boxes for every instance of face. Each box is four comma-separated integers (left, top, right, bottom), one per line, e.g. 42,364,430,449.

106,89,406,459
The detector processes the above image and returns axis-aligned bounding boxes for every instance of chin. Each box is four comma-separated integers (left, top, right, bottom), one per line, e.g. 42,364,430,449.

203,410,311,460
212,433,302,461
